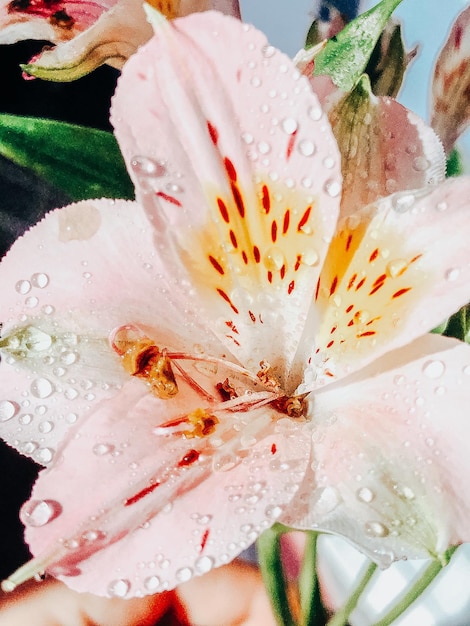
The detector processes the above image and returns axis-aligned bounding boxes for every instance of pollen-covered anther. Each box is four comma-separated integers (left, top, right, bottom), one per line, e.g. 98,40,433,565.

257,360,281,392
183,408,219,439
216,378,238,400
110,325,178,399
271,394,306,418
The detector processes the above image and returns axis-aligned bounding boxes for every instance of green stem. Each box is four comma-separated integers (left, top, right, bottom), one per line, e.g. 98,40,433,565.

298,532,327,626
326,562,377,626
371,547,459,626
257,525,296,626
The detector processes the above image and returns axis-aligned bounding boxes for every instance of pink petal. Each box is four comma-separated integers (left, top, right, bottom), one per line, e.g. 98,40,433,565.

298,176,470,387
19,379,310,596
286,334,470,563
327,81,445,219
111,11,342,382
0,199,223,460
431,5,470,154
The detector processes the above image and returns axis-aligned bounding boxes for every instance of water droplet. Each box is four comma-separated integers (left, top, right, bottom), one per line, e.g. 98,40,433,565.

324,179,341,197
298,139,315,157
53,367,66,377
463,365,470,376
412,156,429,172
60,352,78,365
131,156,165,178
258,141,271,155
107,579,130,598
183,555,206,579
22,441,38,454
422,360,445,379
323,156,335,169
393,375,405,386
93,443,115,456
365,521,389,537
308,105,322,121
265,504,283,519
281,118,298,134
386,259,407,278
31,273,49,289
176,567,193,583
144,575,161,592
213,452,240,472
31,378,54,399
392,193,415,213
436,201,447,212
356,487,375,503
25,297,39,309
42,304,55,315
15,280,31,295
445,268,460,282
0,400,19,422
35,447,54,464
19,413,33,425
262,45,275,58
250,76,262,87
64,388,79,400
263,247,285,271
241,132,254,144
38,420,53,434
20,499,62,526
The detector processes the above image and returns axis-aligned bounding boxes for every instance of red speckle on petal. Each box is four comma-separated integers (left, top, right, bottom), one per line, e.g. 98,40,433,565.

283,210,290,235
294,255,301,271
347,319,354,327
345,233,353,251
327,340,334,348
225,321,239,334
355,277,366,291
199,528,210,553
329,276,338,296
178,449,200,467
288,280,295,294
315,279,320,300
271,443,277,455
253,246,261,263
280,265,286,279
271,220,278,243
286,129,298,160
242,251,248,264
217,198,230,223
261,185,271,213
231,183,245,217
156,191,182,207
249,310,256,323
224,157,237,181
392,287,411,299
347,274,357,290
229,230,238,248
330,325,337,334
357,331,376,338
369,248,379,263
209,255,225,275
297,206,312,231
217,288,239,314
346,304,354,313
267,271,273,283
207,121,219,145
124,481,160,507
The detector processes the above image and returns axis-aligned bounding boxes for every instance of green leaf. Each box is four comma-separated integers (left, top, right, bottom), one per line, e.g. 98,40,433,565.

444,304,470,343
0,114,134,201
314,0,403,92
446,147,464,178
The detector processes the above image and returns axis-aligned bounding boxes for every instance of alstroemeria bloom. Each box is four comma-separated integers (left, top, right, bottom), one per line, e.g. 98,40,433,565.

3,11,470,598
0,0,240,80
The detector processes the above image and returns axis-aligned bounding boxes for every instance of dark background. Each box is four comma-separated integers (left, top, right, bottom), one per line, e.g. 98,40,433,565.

0,40,119,580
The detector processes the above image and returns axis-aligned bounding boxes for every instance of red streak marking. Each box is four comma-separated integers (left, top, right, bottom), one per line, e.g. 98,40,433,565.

366,317,381,326
156,191,182,207
372,273,387,287
280,265,286,279
286,129,298,160
330,325,337,334
125,482,160,507
345,233,353,251
297,206,312,231
231,183,245,217
253,246,261,263
261,185,271,213
207,121,219,145
283,210,290,234
224,157,237,181
325,370,335,377
455,24,463,49
217,288,239,314
271,443,277,455
369,248,379,263
392,287,411,299
229,230,238,248
355,278,366,291
327,340,334,348
346,304,354,313
369,282,385,296
347,274,357,290
294,255,301,271
347,320,354,327
288,280,295,294
268,271,273,283
271,220,278,243
315,279,320,301
357,331,376,338
178,449,200,467
249,310,256,323
329,276,338,296
225,321,239,334
242,251,248,264
200,529,210,552
209,255,224,275
410,254,423,264
217,198,230,223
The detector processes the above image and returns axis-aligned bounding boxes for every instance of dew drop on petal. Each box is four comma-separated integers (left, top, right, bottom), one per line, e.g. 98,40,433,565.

38,420,54,434
93,443,115,456
356,487,375,503
263,247,285,271
265,504,284,519
463,365,470,376
0,400,19,422
15,280,31,295
308,105,322,121
25,297,39,309
144,576,161,593
19,413,33,425
365,521,389,537
281,118,298,134
31,378,54,399
422,360,445,379
130,156,166,178
61,352,78,365
213,453,240,472
20,499,62,527
195,556,214,574
31,273,49,289
445,268,460,281
34,447,55,464
386,259,407,278
107,579,130,598
262,45,275,58
298,140,315,157
392,193,415,213
175,567,193,583
324,179,341,197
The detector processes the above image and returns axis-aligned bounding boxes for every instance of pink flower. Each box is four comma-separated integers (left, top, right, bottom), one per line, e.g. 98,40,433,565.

0,0,240,79
2,10,470,598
